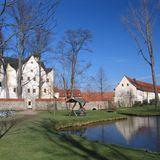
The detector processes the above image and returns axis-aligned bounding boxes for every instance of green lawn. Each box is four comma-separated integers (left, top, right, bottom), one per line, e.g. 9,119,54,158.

40,110,126,130
0,110,159,160
117,105,160,116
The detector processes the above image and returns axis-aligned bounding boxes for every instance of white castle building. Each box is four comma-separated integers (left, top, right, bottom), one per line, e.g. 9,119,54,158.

0,55,54,101
115,76,160,107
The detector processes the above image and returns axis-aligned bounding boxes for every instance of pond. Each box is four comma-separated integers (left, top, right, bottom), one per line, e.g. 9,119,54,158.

62,116,160,152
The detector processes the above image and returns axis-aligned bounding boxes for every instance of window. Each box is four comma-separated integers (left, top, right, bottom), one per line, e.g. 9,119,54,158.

127,83,129,86
27,77,30,81
44,89,46,93
33,77,36,81
21,76,23,80
31,61,33,64
47,78,49,82
31,69,33,72
28,89,30,93
0,82,1,87
33,89,36,93
13,88,16,92
122,84,124,87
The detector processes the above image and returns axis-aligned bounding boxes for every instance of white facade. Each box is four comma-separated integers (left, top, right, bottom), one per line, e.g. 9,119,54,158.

115,76,160,107
0,55,54,101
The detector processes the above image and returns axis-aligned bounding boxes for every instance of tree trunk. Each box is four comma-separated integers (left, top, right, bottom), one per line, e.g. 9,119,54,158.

0,57,9,98
61,74,67,99
38,58,42,99
3,68,9,98
61,74,68,109
17,55,22,98
17,31,24,99
150,63,159,107
70,54,75,98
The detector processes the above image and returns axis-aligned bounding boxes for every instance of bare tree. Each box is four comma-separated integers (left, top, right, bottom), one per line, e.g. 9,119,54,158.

8,0,36,98
8,0,58,98
0,0,7,16
58,29,92,97
26,0,58,98
122,0,159,107
0,0,17,98
94,67,108,94
56,41,70,99
28,28,53,98
0,0,15,17
0,0,18,50
91,67,108,109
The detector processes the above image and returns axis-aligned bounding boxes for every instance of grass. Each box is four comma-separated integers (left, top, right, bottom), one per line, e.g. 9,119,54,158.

117,105,160,116
0,110,159,160
39,110,127,130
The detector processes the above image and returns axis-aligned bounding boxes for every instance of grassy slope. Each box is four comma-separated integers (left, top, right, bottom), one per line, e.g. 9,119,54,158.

40,110,126,129
117,105,160,116
0,111,159,160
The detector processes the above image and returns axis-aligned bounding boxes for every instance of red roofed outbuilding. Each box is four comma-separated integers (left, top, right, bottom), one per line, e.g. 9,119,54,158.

115,76,160,107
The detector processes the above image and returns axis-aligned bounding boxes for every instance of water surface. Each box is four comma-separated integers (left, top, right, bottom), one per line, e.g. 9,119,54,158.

62,116,160,152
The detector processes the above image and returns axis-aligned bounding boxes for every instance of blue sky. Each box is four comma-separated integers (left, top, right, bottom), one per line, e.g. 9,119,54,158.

4,0,160,90
53,0,160,89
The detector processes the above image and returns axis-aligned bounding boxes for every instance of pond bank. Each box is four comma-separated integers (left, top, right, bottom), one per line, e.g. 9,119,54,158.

55,116,127,130
117,105,160,116
39,110,127,130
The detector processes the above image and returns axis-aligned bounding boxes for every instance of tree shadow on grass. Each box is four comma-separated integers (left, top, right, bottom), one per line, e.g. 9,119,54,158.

0,118,17,139
28,118,135,160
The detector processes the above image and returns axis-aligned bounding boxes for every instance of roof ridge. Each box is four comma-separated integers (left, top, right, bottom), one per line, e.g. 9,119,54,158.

125,75,160,92
126,76,160,86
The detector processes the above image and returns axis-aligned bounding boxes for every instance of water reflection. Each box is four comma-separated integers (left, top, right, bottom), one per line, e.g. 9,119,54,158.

62,116,160,152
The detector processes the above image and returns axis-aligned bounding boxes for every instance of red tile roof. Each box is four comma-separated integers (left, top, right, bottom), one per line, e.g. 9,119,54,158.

54,88,82,98
81,92,115,102
126,76,160,92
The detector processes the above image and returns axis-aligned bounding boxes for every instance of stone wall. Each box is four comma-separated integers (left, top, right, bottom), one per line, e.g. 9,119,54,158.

0,98,115,111
85,101,108,110
85,101,115,110
34,99,69,110
0,99,26,110
34,100,111,111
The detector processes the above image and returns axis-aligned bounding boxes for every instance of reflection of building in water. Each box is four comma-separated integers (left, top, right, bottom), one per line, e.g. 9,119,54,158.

115,117,157,141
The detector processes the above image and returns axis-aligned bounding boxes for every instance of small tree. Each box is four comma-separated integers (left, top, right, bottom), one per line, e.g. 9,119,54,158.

94,67,108,93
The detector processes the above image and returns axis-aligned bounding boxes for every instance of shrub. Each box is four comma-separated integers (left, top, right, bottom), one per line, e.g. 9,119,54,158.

133,101,142,107
149,99,155,105
142,99,148,105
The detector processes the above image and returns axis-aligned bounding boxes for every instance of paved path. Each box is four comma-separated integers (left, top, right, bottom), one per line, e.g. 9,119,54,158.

17,110,37,116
